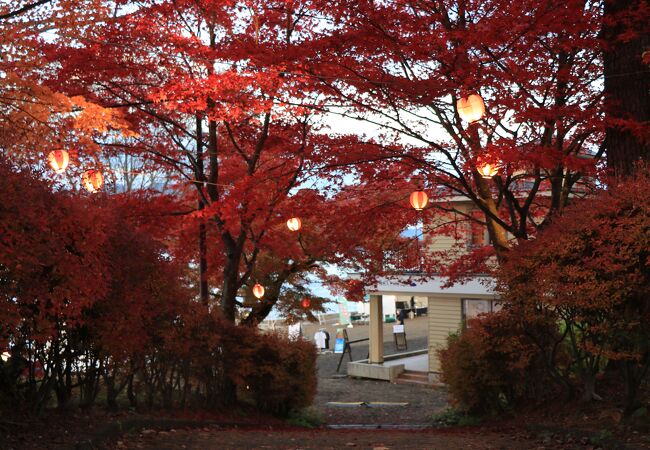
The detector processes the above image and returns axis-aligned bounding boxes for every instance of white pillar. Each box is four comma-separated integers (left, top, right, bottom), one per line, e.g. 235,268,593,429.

368,294,384,364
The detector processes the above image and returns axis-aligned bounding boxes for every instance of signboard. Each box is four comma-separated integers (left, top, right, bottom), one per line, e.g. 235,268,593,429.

338,299,351,326
334,328,346,354
287,323,302,341
393,325,407,351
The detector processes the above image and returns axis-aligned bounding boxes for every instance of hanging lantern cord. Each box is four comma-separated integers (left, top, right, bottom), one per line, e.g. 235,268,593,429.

416,215,422,273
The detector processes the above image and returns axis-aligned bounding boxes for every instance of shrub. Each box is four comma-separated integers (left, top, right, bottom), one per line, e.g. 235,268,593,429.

238,331,317,416
438,309,560,414
431,407,482,427
498,171,650,412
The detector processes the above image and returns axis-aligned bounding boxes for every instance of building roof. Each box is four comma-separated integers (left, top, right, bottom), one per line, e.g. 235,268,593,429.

366,274,496,299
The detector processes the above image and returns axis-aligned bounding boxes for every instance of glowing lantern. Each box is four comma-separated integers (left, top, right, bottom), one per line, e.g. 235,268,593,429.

478,163,499,179
409,190,429,211
252,283,265,299
1,351,9,362
48,150,69,174
456,94,486,123
301,298,311,309
286,217,302,232
82,170,103,193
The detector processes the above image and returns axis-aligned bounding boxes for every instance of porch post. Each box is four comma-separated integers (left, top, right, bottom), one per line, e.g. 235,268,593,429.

368,294,384,364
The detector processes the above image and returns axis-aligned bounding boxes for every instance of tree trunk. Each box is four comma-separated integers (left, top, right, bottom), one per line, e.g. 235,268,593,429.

221,258,240,323
603,0,650,177
196,114,209,305
241,298,275,326
622,361,643,414
474,174,510,257
240,276,286,326
219,248,242,406
105,376,118,410
581,371,597,402
127,373,137,408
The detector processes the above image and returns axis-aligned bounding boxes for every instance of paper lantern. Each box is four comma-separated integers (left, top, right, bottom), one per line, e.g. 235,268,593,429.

286,217,302,232
456,94,486,123
82,170,104,193
478,163,499,179
301,298,311,309
409,190,429,211
48,150,69,174
252,283,265,299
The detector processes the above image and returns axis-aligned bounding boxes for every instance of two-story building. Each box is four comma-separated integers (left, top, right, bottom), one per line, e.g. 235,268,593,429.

348,196,499,382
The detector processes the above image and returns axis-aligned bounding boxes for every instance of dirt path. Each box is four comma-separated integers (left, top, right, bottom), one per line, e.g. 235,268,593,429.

309,316,445,426
314,371,447,425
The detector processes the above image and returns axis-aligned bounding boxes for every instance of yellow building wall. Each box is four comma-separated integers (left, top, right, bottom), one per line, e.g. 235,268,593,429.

427,296,463,372
425,202,472,255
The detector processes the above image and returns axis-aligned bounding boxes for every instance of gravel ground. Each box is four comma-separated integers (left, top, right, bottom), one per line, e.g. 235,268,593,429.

305,316,449,426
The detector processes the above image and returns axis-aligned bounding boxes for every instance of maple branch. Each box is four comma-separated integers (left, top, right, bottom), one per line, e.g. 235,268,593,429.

248,111,272,175
223,121,251,165
0,0,52,20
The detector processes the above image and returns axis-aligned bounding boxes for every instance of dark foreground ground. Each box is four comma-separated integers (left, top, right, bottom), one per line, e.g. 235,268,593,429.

102,317,650,449
120,427,544,450
3,317,649,449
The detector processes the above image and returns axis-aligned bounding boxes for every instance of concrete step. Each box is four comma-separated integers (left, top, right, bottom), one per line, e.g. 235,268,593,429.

394,377,431,386
395,370,431,386
399,370,429,380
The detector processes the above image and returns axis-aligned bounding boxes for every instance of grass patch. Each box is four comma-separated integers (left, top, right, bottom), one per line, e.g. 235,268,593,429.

287,407,323,428
432,407,482,428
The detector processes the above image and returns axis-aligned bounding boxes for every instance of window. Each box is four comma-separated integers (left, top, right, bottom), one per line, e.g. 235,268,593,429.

462,298,501,327
467,210,488,248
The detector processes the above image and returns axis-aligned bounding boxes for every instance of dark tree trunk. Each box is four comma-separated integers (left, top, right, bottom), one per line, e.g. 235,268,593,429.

105,377,119,410
603,0,650,177
581,371,597,402
622,360,644,415
221,259,240,323
198,220,208,304
241,297,275,326
127,373,137,408
219,252,241,406
195,115,209,305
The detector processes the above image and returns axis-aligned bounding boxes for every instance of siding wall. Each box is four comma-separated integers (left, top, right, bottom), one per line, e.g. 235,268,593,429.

427,296,463,372
425,203,471,255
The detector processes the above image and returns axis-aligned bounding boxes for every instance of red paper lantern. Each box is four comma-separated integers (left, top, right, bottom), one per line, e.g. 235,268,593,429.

82,170,104,193
286,217,302,232
301,298,311,308
409,190,429,211
48,150,69,174
478,163,499,179
457,94,486,123
252,283,265,299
